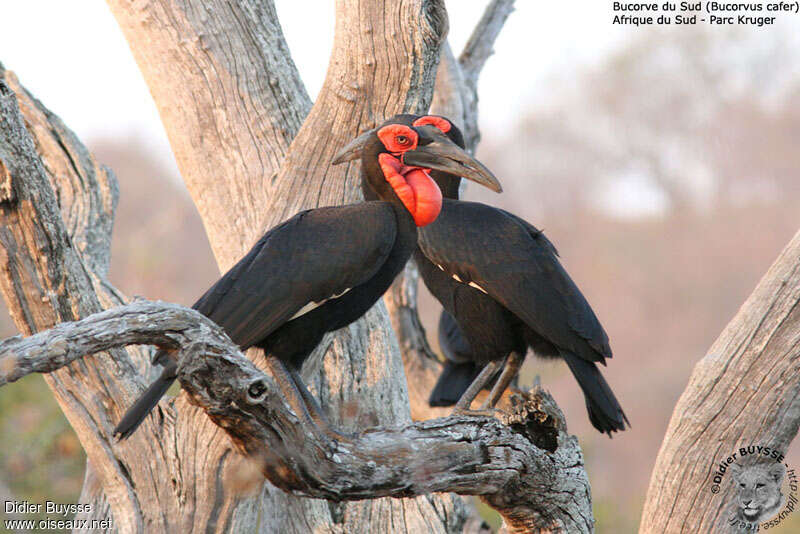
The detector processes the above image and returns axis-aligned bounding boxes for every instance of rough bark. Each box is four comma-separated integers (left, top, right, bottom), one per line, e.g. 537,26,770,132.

0,299,594,534
0,65,153,533
640,229,800,533
106,0,311,268
107,0,463,532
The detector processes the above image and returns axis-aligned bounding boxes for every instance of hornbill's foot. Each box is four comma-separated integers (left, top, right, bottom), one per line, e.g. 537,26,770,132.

481,351,525,409
452,359,504,413
315,420,356,444
265,356,351,448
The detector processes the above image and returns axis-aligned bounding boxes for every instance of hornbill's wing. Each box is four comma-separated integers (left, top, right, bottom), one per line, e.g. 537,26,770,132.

418,199,611,364
194,202,397,349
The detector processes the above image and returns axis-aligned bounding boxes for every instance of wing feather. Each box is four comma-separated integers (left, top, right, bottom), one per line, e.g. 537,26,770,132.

418,200,611,363
194,202,397,349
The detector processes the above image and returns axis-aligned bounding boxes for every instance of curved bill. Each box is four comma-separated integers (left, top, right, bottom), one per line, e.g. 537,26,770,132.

332,129,375,165
403,129,502,193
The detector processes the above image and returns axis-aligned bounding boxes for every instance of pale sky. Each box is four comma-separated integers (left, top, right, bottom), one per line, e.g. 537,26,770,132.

0,1,629,174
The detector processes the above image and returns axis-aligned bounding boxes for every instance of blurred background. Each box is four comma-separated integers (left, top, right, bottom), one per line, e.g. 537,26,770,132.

1,1,800,532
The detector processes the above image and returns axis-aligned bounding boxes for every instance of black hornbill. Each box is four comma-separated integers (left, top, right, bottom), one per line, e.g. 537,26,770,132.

413,114,627,435
113,115,501,440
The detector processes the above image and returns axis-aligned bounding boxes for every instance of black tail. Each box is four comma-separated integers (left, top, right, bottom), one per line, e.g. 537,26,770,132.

561,351,629,436
428,361,482,407
113,362,177,440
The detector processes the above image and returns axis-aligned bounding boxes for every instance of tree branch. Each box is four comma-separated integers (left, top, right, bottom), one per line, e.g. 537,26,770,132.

5,1,463,530
640,228,800,532
106,0,312,268
0,299,593,534
457,0,515,151
459,0,516,85
0,300,229,387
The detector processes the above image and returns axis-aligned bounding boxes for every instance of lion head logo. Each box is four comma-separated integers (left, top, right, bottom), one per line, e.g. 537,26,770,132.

729,462,786,524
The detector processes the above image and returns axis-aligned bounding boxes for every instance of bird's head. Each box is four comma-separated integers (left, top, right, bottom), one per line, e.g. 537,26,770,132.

411,115,469,200
332,114,501,227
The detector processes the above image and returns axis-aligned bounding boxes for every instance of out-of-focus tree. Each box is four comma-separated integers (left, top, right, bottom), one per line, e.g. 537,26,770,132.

475,27,800,218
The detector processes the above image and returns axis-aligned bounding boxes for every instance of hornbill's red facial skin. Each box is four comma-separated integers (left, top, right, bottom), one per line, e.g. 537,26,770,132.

113,115,500,441
411,114,629,436
342,116,501,226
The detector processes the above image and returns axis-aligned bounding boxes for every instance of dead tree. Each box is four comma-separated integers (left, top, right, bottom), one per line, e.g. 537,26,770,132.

0,1,596,532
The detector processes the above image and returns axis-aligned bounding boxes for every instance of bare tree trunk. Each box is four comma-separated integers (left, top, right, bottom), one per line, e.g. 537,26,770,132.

106,0,461,532
640,229,800,532
0,65,147,533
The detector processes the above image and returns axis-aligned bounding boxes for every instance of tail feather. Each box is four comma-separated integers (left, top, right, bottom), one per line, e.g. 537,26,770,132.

429,361,482,407
561,351,628,435
114,362,177,440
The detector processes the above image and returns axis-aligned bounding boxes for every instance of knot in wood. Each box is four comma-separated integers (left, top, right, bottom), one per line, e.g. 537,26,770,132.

501,388,566,453
247,379,267,402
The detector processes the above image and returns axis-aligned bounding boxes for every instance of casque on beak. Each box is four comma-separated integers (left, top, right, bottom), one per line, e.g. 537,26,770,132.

402,127,502,193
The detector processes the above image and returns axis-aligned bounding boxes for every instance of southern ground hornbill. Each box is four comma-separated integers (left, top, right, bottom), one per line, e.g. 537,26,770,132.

113,116,501,440
412,114,627,435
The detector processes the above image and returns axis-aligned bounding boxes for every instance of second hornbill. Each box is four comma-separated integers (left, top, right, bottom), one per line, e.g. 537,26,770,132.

395,115,627,435
113,115,501,440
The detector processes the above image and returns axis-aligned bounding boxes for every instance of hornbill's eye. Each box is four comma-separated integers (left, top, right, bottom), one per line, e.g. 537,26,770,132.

396,135,410,145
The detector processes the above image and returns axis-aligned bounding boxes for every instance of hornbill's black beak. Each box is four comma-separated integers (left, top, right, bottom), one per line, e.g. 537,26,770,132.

402,128,502,193
332,130,374,165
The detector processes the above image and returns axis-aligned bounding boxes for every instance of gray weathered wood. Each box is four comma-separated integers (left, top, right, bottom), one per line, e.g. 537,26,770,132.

0,299,594,533
0,65,147,532
457,0,515,151
106,0,311,268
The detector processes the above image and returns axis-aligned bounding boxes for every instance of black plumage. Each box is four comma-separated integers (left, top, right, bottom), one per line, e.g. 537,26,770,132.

412,115,628,435
429,310,492,407
114,116,501,440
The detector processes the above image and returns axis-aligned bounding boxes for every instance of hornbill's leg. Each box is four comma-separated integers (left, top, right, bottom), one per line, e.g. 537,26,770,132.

452,359,503,413
287,368,354,440
482,351,524,409
265,355,345,445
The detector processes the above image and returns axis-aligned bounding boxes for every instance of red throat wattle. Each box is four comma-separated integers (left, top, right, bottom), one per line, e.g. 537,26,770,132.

378,153,442,227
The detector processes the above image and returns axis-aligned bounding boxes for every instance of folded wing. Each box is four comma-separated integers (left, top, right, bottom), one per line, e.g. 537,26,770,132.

195,202,397,349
